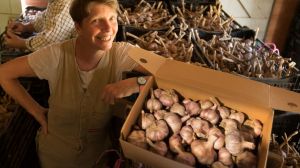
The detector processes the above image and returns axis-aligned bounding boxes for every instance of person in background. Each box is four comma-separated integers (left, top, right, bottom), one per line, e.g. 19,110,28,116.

3,0,76,51
0,0,148,167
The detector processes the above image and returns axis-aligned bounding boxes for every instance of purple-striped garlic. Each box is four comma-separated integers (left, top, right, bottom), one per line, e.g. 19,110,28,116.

146,120,169,141
183,99,201,116
200,109,220,125
186,117,210,138
146,138,168,156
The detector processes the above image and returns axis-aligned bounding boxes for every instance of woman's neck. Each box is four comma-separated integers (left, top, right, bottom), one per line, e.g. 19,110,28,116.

75,38,105,71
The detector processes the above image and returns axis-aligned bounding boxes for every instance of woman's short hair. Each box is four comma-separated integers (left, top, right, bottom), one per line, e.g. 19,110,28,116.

69,0,119,24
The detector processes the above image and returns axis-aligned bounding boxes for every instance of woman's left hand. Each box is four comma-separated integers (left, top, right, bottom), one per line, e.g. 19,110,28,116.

100,77,139,104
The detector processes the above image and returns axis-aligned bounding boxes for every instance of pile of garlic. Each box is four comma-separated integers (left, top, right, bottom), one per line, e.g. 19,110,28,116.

127,88,263,168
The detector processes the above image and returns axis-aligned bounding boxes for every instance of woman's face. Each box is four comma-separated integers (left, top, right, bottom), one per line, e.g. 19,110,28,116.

76,3,118,51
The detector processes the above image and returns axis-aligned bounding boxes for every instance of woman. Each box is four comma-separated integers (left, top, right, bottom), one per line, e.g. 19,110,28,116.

4,0,75,51
0,0,148,167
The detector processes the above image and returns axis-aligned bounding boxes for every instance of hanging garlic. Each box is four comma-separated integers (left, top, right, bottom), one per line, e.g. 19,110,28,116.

183,99,201,116
218,147,233,166
225,130,255,156
146,120,169,141
236,151,257,168
186,117,210,138
139,110,155,130
180,125,195,144
146,138,168,156
243,119,263,137
127,130,148,149
191,135,218,165
170,102,186,116
229,111,246,124
164,113,182,134
200,109,220,125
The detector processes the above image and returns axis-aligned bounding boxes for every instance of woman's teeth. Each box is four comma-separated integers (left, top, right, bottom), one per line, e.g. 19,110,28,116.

97,36,111,41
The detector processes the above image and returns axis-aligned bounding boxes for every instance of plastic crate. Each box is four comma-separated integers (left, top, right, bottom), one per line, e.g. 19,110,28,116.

272,111,300,153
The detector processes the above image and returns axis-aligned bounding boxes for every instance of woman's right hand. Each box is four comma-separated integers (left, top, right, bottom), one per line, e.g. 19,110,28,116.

32,107,48,134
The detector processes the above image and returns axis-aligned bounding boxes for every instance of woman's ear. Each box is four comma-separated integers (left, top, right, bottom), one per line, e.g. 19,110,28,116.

75,22,81,34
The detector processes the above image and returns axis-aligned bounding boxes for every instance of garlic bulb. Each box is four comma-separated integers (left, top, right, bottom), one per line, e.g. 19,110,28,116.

170,102,186,116
159,89,179,107
186,117,210,138
218,147,233,166
153,109,167,120
146,120,169,141
200,109,220,125
153,88,163,98
211,161,229,168
199,99,214,110
218,106,231,119
169,134,184,153
236,151,257,168
146,138,168,156
219,118,239,134
127,130,148,149
175,151,196,166
164,113,182,134
146,89,162,113
208,127,225,150
169,134,196,166
225,130,255,156
191,135,217,165
183,99,201,116
229,111,246,124
243,119,263,137
139,110,155,130
180,125,195,144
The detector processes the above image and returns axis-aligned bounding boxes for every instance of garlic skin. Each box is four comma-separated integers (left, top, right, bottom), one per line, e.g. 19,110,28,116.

225,130,255,156
180,125,195,144
146,120,169,141
200,109,220,125
159,89,179,107
170,102,186,116
146,89,162,113
208,127,225,150
191,135,218,165
229,111,246,125
243,119,263,137
164,113,182,134
169,134,184,153
183,99,201,116
236,151,257,168
219,118,239,134
218,106,230,119
127,130,148,149
218,147,233,166
200,99,214,110
153,109,167,120
139,110,155,130
175,151,196,167
186,117,210,138
211,161,230,168
146,138,168,156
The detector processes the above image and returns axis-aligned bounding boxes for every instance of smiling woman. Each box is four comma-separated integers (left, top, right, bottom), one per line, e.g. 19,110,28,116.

0,0,149,167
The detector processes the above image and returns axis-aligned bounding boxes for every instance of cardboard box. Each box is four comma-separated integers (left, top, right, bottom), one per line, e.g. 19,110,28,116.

119,47,300,168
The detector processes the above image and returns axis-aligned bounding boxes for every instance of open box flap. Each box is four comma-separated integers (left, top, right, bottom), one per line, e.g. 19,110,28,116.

129,47,300,113
129,47,270,108
128,47,166,75
270,86,300,113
